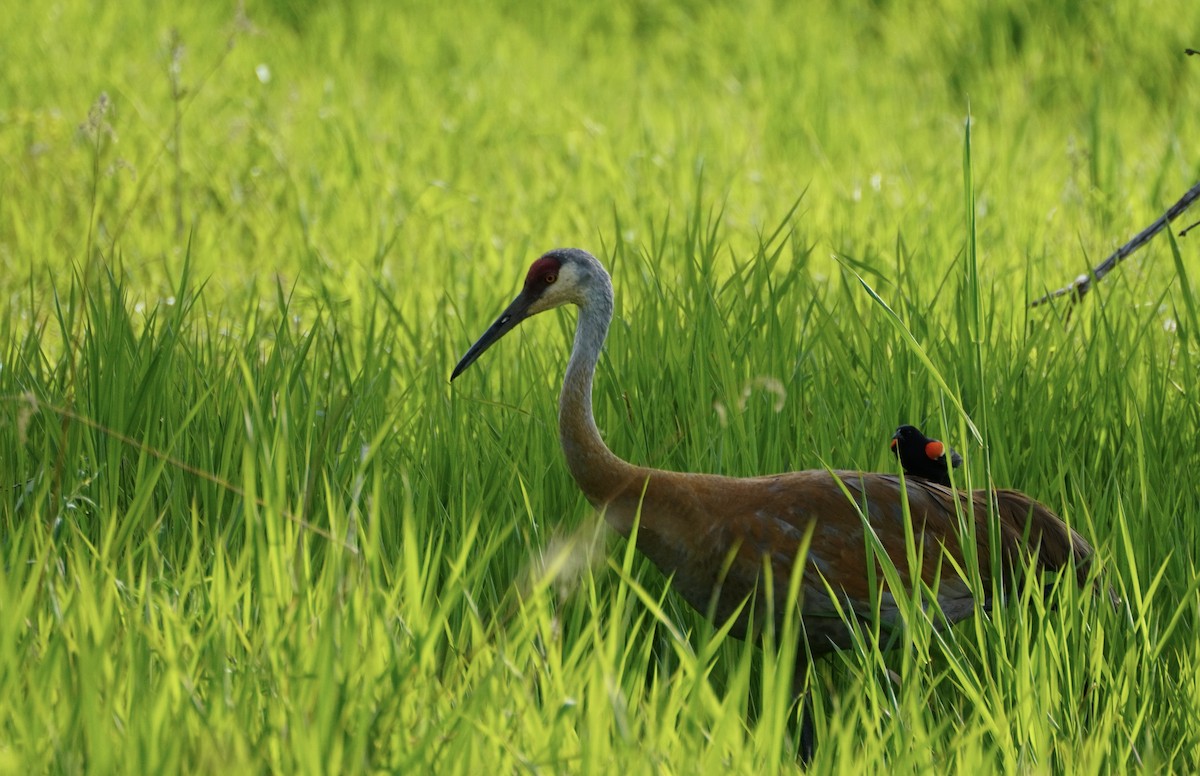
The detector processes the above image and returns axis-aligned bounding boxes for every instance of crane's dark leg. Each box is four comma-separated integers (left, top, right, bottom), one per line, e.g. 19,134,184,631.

792,661,816,764
796,697,815,764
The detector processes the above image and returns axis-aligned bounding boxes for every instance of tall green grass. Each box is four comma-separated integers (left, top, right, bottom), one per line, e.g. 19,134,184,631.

2,0,1199,772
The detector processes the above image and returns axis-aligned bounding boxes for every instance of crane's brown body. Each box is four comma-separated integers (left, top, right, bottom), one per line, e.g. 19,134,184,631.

452,247,1095,674
561,358,1092,650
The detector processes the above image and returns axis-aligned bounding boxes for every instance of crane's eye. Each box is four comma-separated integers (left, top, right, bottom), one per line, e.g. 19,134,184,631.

545,273,557,284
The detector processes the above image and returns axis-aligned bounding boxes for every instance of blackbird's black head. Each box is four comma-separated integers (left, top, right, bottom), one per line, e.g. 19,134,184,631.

891,425,927,449
891,424,961,486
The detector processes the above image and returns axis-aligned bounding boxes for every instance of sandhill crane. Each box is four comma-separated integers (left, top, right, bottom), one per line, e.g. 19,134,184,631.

451,247,1096,756
891,424,963,487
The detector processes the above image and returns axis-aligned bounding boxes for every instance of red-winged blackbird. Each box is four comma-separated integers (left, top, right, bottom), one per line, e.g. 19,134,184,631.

890,424,962,486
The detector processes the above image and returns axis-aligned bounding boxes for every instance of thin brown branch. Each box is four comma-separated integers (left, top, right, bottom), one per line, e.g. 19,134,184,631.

3,394,357,552
1030,180,1200,307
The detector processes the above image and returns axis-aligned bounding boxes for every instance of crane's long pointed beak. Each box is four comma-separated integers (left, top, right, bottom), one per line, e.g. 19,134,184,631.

450,291,535,380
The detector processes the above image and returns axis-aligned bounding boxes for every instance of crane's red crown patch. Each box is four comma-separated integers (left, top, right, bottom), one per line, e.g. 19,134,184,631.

524,255,562,289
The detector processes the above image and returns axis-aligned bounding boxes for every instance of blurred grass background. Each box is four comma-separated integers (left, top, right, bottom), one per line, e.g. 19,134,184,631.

5,1,1196,305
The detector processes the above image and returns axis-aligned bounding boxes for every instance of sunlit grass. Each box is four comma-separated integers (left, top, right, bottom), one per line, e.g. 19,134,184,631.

2,0,1200,772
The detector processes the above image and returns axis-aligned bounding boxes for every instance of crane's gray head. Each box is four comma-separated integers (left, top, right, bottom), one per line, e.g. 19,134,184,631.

451,248,610,380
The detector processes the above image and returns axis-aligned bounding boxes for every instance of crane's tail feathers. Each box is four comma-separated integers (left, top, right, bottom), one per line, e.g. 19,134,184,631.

991,489,1119,608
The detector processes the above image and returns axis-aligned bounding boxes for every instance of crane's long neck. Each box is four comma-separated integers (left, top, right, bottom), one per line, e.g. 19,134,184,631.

559,293,640,508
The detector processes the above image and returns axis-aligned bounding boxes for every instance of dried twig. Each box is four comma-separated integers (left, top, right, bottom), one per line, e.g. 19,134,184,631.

1030,180,1200,307
1032,47,1200,309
